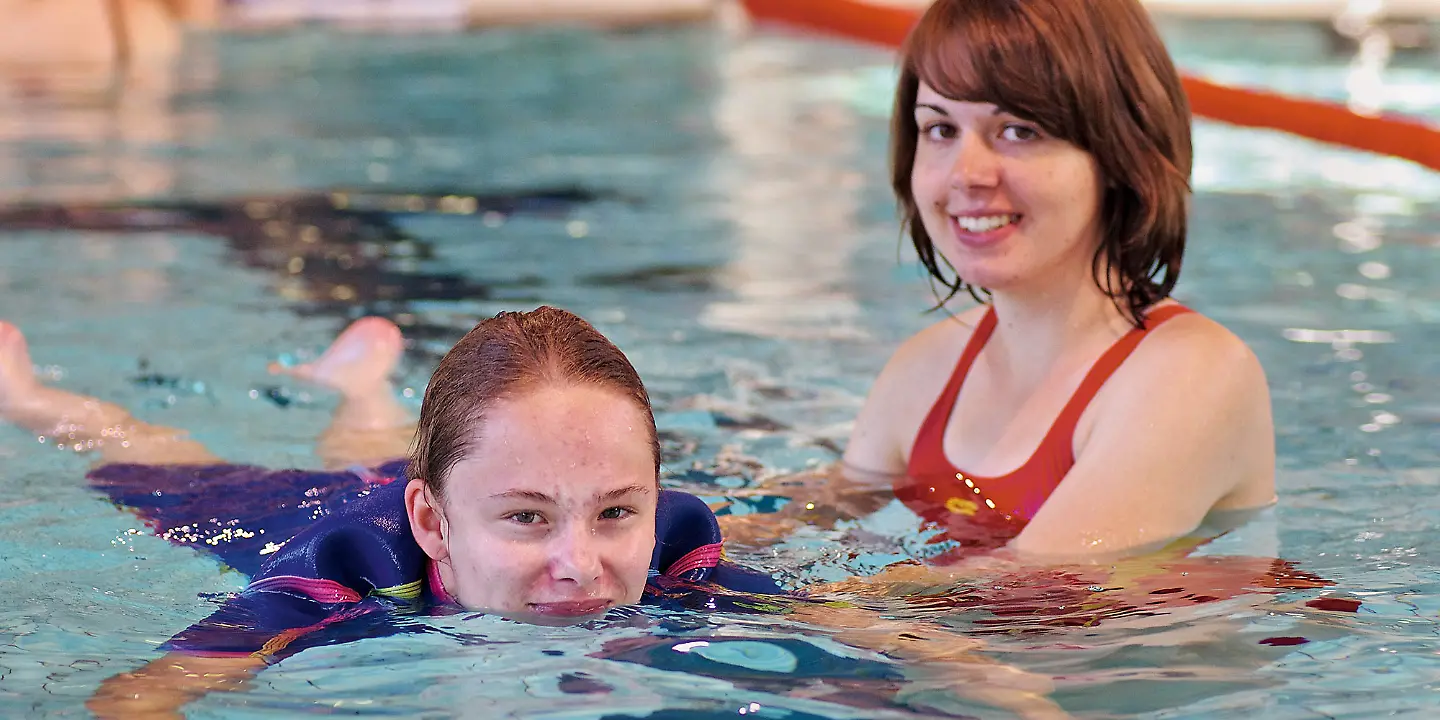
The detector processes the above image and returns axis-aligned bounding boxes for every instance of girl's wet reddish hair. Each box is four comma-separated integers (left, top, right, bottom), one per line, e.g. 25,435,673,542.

891,0,1193,325
409,306,660,501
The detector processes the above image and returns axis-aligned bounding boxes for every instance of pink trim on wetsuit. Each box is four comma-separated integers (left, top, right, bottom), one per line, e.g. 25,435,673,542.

428,560,459,606
664,543,724,578
247,575,363,604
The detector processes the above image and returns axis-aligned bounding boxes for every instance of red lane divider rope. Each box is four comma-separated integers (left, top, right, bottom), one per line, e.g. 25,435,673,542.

739,0,1440,172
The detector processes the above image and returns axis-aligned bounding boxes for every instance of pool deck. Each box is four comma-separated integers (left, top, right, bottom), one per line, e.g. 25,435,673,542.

854,0,1439,20
466,0,716,26
1138,0,1440,20
176,0,1440,32
221,0,1440,28
225,0,715,28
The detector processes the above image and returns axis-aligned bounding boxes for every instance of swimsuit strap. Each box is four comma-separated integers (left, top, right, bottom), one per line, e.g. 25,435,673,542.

907,304,1196,490
907,307,998,473
1042,304,1196,453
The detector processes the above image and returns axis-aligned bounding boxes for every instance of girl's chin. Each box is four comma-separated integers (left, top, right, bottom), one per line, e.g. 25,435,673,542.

504,603,618,627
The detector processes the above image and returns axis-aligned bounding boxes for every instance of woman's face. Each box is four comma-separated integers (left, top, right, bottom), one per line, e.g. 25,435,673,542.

909,82,1105,294
407,383,658,625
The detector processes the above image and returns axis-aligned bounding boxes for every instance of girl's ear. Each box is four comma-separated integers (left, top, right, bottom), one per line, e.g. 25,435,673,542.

404,478,448,562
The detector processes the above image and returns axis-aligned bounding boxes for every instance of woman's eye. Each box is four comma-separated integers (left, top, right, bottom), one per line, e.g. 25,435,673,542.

921,122,956,141
507,511,542,525
1001,124,1040,142
599,507,633,521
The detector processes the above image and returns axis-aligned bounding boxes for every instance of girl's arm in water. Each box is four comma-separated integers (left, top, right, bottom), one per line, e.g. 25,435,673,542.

88,653,266,720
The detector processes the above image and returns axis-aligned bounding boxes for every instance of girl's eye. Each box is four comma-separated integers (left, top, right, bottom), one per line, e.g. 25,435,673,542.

599,507,633,521
508,511,542,525
1001,124,1041,142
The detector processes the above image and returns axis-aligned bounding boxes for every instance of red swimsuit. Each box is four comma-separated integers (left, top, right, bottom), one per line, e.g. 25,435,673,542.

891,305,1353,627
897,304,1195,549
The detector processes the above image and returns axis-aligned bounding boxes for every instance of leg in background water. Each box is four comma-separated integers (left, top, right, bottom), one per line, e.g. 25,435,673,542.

0,322,218,465
269,317,414,469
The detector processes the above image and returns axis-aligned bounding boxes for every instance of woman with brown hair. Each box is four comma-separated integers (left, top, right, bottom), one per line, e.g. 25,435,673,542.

734,0,1277,567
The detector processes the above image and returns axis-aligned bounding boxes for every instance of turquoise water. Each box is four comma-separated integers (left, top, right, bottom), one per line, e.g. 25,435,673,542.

0,19,1438,719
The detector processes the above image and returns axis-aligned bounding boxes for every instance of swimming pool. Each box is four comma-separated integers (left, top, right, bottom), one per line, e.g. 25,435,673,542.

1,16,1437,719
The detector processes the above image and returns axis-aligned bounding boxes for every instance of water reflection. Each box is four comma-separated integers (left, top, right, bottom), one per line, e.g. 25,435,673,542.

699,32,870,342
0,187,623,353
0,1,221,202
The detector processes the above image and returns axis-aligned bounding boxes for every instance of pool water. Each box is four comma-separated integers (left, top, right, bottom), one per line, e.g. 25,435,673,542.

1,17,1438,719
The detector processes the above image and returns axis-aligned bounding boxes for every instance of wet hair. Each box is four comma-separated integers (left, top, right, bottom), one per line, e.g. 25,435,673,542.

409,306,660,502
890,0,1193,326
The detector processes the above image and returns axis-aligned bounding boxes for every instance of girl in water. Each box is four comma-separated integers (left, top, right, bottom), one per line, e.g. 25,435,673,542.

0,310,1062,719
0,309,782,714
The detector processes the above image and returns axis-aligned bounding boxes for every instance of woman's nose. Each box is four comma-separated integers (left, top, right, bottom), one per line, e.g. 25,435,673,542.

949,132,1001,189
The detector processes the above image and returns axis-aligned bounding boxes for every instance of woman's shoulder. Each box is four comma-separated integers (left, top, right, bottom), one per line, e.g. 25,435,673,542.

1098,302,1271,421
873,304,990,411
843,304,989,474
882,304,989,380
1134,304,1264,376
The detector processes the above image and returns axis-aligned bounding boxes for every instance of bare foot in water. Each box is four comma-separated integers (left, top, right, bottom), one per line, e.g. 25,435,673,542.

0,322,41,413
272,317,412,458
268,317,403,396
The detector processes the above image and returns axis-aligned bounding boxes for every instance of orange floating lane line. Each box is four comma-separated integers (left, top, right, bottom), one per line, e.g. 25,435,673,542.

1181,76,1440,172
739,0,1440,172
740,0,916,46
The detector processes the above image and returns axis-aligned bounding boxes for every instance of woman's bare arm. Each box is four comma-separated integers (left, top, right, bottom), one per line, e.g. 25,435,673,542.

714,462,898,549
1011,319,1276,561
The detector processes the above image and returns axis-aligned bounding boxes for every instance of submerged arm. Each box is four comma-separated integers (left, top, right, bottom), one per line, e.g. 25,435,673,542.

786,600,1067,719
715,462,897,549
715,313,980,549
88,652,267,720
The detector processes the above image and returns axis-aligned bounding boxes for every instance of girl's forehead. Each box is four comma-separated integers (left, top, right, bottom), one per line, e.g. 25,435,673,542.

444,460,658,505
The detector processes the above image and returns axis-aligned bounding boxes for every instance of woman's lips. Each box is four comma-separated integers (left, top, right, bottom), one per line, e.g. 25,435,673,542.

528,599,613,617
949,213,1021,249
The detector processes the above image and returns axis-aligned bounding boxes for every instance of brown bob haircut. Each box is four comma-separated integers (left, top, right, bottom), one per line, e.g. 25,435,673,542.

409,306,660,501
891,0,1193,326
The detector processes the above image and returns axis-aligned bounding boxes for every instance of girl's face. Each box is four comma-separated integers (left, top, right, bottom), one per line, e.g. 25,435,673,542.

407,384,658,625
